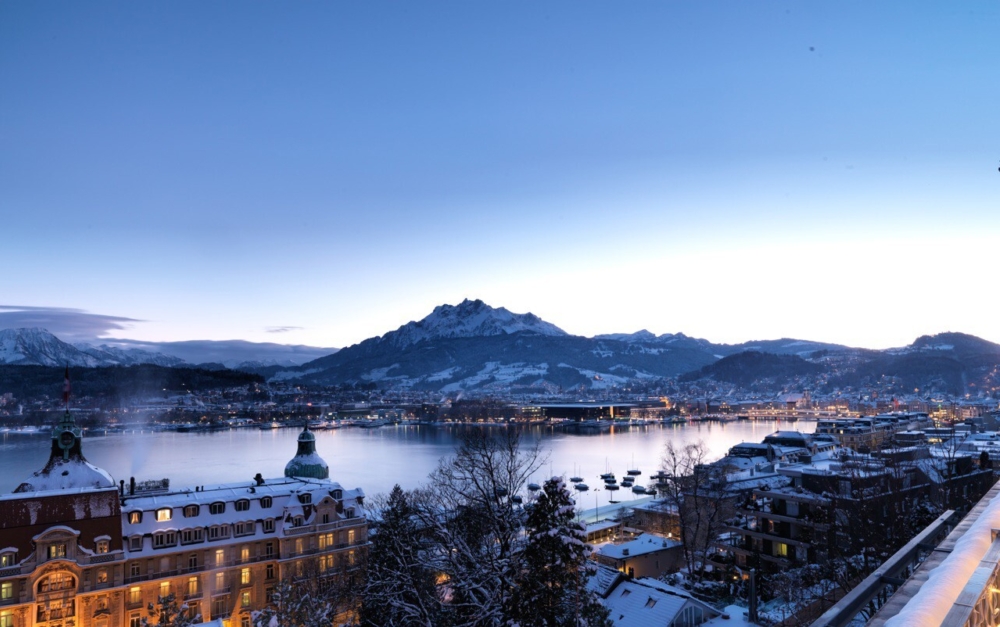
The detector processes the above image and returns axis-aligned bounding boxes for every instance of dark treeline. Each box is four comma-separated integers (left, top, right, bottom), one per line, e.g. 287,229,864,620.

0,365,263,401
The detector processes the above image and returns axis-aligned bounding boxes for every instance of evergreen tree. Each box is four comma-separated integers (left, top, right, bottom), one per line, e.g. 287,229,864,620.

507,477,611,627
142,594,199,627
358,485,439,627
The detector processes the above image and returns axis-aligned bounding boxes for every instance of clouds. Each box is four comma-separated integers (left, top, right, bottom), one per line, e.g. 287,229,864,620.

0,306,143,342
265,326,303,334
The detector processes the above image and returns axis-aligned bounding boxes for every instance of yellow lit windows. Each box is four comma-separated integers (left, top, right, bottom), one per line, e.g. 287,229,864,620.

156,509,172,522
240,568,250,586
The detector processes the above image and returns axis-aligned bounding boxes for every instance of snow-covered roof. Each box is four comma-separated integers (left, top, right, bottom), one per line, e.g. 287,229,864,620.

598,534,681,560
587,563,623,598
16,457,115,493
602,577,719,627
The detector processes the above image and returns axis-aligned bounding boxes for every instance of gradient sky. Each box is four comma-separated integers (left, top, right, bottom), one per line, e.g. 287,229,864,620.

2,1,998,350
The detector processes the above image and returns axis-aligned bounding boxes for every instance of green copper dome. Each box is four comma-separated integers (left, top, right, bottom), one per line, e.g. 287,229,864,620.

284,426,329,479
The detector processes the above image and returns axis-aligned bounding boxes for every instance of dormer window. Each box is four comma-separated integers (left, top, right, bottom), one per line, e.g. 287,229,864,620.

210,502,225,515
96,541,109,554
330,490,342,500
128,511,142,524
183,505,199,518
47,544,67,560
235,499,250,512
298,494,312,505
156,509,172,522
260,496,272,508
345,508,355,519
0,551,16,567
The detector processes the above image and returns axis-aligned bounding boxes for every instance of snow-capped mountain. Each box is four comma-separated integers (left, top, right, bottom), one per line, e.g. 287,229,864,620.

0,328,106,367
74,343,186,367
373,299,567,349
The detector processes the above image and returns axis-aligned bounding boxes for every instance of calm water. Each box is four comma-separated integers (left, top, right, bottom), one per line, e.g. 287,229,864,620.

0,420,813,508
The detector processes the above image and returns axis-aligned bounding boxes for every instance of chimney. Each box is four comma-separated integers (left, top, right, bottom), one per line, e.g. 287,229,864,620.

129,476,136,496
119,479,125,496
254,473,264,486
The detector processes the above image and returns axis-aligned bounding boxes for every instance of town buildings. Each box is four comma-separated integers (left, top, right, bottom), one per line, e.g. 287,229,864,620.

0,411,366,627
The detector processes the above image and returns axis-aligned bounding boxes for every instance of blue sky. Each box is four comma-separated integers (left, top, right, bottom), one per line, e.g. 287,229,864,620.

2,2,998,349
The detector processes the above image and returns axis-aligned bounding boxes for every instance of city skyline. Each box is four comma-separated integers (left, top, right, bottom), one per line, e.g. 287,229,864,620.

3,2,998,350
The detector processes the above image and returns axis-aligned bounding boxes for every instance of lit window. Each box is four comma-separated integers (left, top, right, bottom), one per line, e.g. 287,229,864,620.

214,572,225,592
1,611,13,627
215,550,225,567
318,533,332,550
240,547,249,563
294,539,303,555
129,587,141,604
241,591,251,608
160,581,170,597
97,569,108,584
156,509,172,522
348,529,355,545
96,541,110,554
0,583,11,600
47,544,67,559
188,577,198,596
0,552,15,567
128,511,142,524
240,568,250,586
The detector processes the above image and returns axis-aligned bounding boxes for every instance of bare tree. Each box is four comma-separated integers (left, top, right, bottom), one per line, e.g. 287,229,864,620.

656,441,731,582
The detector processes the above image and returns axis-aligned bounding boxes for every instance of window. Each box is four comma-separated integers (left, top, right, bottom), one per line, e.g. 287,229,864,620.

215,549,225,567
39,573,75,592
129,587,141,605
318,555,333,573
240,547,250,563
345,508,354,519
209,526,230,540
187,577,199,597
1,611,12,627
241,615,250,627
347,551,355,566
96,540,109,554
160,581,170,598
240,568,250,586
776,543,789,558
318,533,333,550
184,505,200,518
265,564,274,580
128,511,142,524
214,572,226,592
156,509,172,522
0,552,15,567
212,598,227,619
298,493,311,505
262,519,274,533
130,563,140,578
182,529,204,545
188,553,198,569
294,539,303,555
130,615,142,627
259,497,272,508
97,569,108,584
0,583,11,600
129,537,142,551
348,529,355,545
96,597,108,612
265,587,274,603
47,544,67,560
234,500,250,512
264,542,274,558
322,513,329,524
331,489,342,500
210,503,225,515
153,532,177,549
241,591,251,608
293,517,303,527
235,522,254,537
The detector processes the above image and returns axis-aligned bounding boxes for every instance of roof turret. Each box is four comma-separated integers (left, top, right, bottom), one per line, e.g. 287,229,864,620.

284,425,329,480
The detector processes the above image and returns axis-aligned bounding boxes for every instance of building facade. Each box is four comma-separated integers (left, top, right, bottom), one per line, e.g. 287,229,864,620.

0,415,366,627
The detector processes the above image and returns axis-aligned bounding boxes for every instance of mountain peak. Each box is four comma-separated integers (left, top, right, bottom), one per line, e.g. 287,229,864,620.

376,299,567,348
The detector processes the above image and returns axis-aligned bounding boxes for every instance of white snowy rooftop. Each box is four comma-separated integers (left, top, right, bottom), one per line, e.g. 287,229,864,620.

598,534,681,560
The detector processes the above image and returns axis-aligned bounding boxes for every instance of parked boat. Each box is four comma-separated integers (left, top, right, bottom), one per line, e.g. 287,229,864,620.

574,483,589,491
631,485,647,494
570,476,584,483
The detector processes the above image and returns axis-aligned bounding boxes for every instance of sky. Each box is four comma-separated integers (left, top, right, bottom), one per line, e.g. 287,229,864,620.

1,1,998,350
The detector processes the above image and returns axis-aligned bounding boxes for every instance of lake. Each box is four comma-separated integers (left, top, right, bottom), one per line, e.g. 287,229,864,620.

0,420,813,508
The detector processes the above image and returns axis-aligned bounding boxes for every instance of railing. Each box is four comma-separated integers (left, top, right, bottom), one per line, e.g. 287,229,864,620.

809,509,957,627
940,531,1000,627
0,566,21,578
283,518,364,537
83,552,123,565
184,591,203,601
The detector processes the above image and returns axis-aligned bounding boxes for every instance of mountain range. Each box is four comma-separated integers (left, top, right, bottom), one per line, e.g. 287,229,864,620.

3,299,1000,396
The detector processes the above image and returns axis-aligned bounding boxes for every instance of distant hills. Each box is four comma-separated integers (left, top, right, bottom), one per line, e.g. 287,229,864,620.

3,302,999,397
